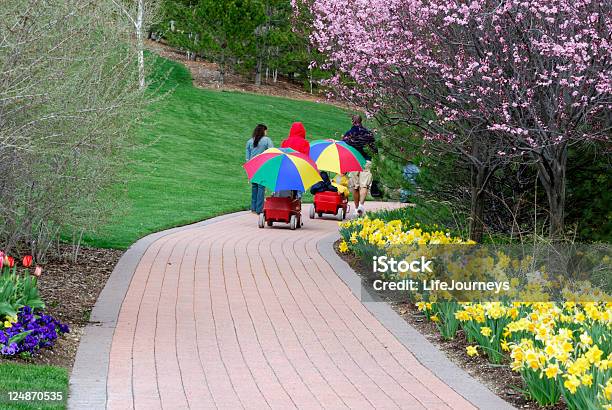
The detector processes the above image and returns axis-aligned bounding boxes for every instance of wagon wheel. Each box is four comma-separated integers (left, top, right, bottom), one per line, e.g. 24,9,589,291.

258,213,265,229
267,220,273,227
337,208,345,221
309,205,315,219
290,215,297,230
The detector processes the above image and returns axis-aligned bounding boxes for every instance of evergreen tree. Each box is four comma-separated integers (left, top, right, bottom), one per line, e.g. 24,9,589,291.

156,0,330,90
194,0,265,83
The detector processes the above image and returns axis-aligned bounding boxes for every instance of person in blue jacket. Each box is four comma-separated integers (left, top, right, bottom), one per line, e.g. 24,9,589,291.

400,162,420,203
246,124,274,213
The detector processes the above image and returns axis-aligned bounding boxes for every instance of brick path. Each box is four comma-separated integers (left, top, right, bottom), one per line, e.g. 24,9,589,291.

70,203,513,409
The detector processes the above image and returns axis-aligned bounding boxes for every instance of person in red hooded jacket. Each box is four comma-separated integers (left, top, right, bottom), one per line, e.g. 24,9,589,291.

281,122,310,156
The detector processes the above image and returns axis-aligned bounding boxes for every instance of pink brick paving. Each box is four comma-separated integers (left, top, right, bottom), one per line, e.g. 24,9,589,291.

73,202,514,410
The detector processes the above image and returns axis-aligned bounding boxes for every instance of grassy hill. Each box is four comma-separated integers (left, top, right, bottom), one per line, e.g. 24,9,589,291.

84,55,349,249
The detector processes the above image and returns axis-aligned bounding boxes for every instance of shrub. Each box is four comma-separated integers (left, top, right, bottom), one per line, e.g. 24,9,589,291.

0,0,148,260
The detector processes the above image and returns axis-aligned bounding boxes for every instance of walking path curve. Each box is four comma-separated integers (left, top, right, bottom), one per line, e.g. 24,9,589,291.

69,203,513,410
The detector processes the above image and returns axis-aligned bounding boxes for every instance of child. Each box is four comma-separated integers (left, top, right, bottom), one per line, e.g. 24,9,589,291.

281,122,310,155
310,172,338,195
332,173,350,199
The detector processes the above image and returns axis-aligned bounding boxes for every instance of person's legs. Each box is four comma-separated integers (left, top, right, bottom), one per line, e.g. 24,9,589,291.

352,189,360,208
251,183,258,212
255,183,266,214
357,161,373,215
359,187,369,205
349,172,360,209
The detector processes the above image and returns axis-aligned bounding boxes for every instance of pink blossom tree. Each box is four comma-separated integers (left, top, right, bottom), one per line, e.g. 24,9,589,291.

297,0,611,237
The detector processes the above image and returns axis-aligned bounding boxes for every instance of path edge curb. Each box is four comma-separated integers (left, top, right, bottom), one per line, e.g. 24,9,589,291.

317,232,516,410
68,211,248,410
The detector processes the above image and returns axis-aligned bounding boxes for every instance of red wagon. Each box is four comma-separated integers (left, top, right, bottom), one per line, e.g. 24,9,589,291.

309,191,348,221
258,196,302,230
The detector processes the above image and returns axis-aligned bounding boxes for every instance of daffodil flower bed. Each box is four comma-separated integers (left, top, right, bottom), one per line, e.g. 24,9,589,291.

339,216,612,409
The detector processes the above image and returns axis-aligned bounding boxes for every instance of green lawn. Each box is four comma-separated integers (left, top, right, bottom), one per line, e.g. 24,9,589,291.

0,363,68,410
83,54,349,249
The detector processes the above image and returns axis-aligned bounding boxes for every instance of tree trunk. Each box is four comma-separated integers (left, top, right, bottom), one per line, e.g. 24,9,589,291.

307,45,313,94
136,0,145,90
469,166,487,243
219,49,225,85
255,56,263,86
535,143,568,237
468,143,489,242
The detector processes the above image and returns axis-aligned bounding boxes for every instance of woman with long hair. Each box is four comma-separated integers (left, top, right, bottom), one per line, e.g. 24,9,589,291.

246,124,273,213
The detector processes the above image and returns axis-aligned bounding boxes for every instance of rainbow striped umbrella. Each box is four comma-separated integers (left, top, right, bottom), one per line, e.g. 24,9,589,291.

244,148,322,192
309,139,366,174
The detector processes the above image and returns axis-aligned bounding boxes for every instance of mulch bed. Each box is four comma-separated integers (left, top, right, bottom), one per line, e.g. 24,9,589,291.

0,246,123,370
336,243,566,410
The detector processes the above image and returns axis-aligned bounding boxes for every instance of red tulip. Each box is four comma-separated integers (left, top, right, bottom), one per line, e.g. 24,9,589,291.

33,266,42,277
6,256,14,268
22,255,33,268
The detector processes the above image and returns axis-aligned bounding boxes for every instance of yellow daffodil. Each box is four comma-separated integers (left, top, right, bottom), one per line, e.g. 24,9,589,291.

544,364,559,379
597,359,610,371
580,374,593,387
564,375,581,394
455,310,469,321
466,346,478,357
480,327,492,337
567,357,589,376
580,332,593,346
604,380,612,401
339,240,349,253
585,345,603,364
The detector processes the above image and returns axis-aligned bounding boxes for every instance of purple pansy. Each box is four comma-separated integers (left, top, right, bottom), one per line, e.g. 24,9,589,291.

0,307,69,357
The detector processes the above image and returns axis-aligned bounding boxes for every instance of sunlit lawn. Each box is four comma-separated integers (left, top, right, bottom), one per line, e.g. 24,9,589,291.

84,55,349,249
0,363,68,410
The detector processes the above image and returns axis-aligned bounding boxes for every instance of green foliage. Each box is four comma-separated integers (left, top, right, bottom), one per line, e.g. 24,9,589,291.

566,143,612,242
374,122,611,243
157,0,266,79
430,301,460,340
460,313,511,364
366,200,464,238
0,267,44,320
157,0,200,51
156,0,329,89
516,368,562,406
559,372,605,410
196,0,265,76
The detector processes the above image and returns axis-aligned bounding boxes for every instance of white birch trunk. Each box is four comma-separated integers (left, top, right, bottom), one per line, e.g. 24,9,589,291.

136,0,145,90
